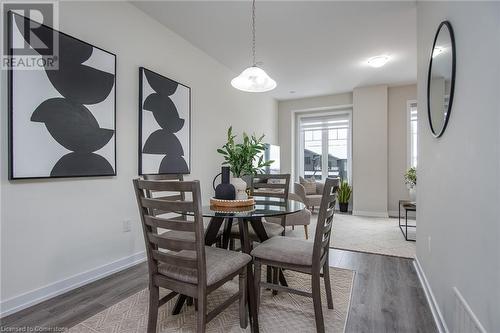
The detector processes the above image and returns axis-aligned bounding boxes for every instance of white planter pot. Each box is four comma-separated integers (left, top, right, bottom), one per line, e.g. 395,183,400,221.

231,177,248,200
409,187,417,202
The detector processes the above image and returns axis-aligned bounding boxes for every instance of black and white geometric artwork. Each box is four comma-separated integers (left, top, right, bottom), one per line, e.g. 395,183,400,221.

139,67,191,175
8,12,116,179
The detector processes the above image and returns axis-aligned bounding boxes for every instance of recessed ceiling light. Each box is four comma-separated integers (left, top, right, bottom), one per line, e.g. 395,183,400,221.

367,55,390,68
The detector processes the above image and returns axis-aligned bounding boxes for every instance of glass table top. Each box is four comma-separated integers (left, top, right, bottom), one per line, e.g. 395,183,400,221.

184,196,305,218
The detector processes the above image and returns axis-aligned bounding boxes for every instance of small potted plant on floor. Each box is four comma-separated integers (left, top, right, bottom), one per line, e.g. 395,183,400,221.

217,126,273,199
338,180,352,213
404,167,417,202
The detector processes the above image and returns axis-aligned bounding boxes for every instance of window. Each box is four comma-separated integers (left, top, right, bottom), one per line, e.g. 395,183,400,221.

297,111,352,182
408,101,418,168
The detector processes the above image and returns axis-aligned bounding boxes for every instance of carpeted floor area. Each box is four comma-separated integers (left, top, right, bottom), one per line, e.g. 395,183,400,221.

68,267,354,333
330,214,416,258
285,213,416,259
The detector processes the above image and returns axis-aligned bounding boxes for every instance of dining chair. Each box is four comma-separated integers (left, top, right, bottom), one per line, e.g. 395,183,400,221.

133,179,251,333
251,177,337,333
142,174,184,217
143,173,223,248
229,173,291,245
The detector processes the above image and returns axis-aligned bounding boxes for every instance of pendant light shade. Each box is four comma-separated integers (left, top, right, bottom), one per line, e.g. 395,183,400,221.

232,0,276,93
231,66,277,92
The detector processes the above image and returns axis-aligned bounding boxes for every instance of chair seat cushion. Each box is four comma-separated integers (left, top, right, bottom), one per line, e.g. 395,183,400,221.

251,236,314,266
158,246,251,286
231,220,284,240
266,209,311,226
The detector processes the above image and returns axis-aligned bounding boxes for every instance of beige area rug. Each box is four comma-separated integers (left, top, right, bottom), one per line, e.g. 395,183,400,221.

284,213,416,259
69,268,354,333
330,214,416,258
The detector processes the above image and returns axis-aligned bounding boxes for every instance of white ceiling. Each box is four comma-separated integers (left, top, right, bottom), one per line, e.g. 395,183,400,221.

132,1,417,101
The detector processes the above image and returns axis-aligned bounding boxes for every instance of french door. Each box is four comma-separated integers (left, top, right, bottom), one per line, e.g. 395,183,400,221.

297,110,352,183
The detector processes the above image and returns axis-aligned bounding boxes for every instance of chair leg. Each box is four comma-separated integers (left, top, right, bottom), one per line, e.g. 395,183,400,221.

147,284,159,333
304,225,309,240
254,261,262,313
323,262,334,310
312,272,325,333
266,265,272,285
292,225,295,230
196,295,207,333
229,237,235,250
272,267,279,295
239,269,248,328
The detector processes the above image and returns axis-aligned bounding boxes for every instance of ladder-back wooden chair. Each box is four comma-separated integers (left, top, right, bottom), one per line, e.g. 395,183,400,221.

133,179,251,332
250,173,291,236
142,174,184,218
230,174,291,245
143,174,223,248
251,177,337,333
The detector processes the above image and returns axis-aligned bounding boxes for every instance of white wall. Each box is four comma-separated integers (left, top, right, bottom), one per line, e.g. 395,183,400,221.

417,2,499,332
0,1,277,315
352,85,388,217
388,84,417,214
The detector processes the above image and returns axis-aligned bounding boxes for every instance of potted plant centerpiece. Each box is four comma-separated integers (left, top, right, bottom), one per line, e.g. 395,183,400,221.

404,167,417,202
217,127,273,200
338,180,352,213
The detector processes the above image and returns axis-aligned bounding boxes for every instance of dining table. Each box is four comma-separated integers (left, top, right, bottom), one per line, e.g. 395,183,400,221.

172,196,305,333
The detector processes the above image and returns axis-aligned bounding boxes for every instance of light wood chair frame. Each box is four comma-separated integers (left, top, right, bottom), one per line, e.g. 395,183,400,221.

133,179,248,333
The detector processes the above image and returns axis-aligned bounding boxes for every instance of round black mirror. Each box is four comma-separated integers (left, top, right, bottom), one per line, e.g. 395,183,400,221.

427,21,456,138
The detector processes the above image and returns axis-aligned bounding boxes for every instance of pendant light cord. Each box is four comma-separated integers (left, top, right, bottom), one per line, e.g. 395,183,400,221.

252,0,256,66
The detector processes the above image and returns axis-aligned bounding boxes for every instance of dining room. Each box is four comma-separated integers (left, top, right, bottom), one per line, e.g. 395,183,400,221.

1,1,347,331
2,1,499,333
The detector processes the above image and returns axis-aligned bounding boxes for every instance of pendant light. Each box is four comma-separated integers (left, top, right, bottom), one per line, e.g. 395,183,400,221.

231,0,276,92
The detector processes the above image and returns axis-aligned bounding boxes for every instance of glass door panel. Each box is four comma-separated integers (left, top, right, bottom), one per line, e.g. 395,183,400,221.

327,122,349,182
303,129,323,180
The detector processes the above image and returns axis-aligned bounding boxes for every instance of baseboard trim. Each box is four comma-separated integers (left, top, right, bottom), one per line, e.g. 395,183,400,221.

414,257,449,333
452,287,486,333
388,210,400,218
352,210,389,218
0,251,146,318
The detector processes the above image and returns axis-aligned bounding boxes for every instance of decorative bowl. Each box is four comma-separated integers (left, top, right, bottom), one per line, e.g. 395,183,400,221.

210,197,255,208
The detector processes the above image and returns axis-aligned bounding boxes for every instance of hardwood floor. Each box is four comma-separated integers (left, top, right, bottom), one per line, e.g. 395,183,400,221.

330,250,437,333
1,249,437,332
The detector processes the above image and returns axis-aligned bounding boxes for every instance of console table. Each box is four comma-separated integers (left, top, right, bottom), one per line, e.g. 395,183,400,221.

398,200,416,241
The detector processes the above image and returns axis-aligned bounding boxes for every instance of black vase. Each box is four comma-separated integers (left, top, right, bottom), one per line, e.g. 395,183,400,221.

213,166,236,200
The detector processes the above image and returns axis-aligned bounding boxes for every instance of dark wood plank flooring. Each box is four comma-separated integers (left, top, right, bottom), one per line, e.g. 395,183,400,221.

1,249,437,332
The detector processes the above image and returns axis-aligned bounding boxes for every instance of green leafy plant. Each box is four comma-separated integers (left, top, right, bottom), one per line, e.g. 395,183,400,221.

404,167,417,188
216,127,274,178
337,180,352,204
